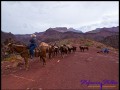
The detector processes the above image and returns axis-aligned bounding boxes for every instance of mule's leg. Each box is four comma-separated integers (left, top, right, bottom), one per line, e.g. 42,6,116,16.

57,50,59,56
60,51,62,56
83,48,84,52
38,51,42,62
55,50,57,56
54,51,56,57
39,56,42,62
54,51,56,56
43,57,46,65
52,51,55,57
61,51,64,58
56,50,58,56
41,57,46,66
24,57,29,70
55,51,56,56
80,48,82,52
70,49,71,53
49,53,51,59
53,51,55,57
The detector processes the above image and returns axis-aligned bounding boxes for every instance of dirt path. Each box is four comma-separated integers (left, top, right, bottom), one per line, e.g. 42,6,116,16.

1,47,119,90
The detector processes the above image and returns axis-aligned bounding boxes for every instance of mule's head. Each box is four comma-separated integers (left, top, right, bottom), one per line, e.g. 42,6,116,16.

6,43,14,54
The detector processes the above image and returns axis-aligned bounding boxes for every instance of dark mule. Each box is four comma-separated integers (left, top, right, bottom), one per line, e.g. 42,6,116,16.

79,46,89,52
72,46,77,52
66,45,73,54
53,45,59,56
83,46,89,51
47,45,54,59
46,44,59,59
59,45,68,58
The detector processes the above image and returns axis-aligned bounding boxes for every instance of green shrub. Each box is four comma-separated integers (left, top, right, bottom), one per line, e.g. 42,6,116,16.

84,43,92,47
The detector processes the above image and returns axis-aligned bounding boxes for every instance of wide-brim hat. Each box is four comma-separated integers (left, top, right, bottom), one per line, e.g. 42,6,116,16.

31,34,36,37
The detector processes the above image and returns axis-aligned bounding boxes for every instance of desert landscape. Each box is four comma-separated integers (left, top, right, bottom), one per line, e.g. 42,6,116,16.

1,1,119,90
1,36,119,90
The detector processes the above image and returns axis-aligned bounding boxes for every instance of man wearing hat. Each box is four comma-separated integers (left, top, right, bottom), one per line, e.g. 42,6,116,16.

29,34,37,59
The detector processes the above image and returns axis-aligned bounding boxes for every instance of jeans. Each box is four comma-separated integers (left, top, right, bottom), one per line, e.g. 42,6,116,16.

29,43,37,57
102,48,109,53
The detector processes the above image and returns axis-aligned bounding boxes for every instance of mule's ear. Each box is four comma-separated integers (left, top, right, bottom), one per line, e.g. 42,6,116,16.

7,43,11,46
7,42,13,47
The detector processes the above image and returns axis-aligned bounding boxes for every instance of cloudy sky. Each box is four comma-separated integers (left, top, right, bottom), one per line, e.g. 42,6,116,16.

1,1,119,34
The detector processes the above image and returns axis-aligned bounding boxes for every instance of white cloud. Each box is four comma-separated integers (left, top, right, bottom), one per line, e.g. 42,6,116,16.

1,1,119,34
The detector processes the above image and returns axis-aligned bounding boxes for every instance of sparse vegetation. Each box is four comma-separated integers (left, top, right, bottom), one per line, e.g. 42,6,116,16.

3,54,23,62
84,42,92,47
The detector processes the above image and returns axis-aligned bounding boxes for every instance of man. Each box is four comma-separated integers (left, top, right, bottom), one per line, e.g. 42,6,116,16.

97,47,109,54
103,48,109,53
29,34,37,59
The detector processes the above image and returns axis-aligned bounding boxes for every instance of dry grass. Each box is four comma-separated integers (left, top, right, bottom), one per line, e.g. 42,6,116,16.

2,54,24,68
3,54,23,62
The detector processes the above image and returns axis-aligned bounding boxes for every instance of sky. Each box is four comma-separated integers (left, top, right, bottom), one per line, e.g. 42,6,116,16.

1,1,119,34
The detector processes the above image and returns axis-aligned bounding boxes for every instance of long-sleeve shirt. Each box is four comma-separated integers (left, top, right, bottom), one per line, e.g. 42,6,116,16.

29,37,37,43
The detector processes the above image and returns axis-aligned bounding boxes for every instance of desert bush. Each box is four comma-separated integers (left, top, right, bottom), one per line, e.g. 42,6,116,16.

84,43,92,47
3,54,22,62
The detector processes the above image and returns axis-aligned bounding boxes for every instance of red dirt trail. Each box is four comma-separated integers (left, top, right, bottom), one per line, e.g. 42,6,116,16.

1,47,119,90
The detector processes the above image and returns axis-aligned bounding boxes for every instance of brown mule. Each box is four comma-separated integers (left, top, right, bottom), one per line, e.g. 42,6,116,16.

7,43,30,70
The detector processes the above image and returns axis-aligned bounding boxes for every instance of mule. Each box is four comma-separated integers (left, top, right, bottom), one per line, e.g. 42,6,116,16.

38,42,50,64
72,46,77,52
59,45,68,58
66,45,73,54
7,43,30,70
53,45,59,56
7,42,48,70
47,45,54,59
79,46,89,52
